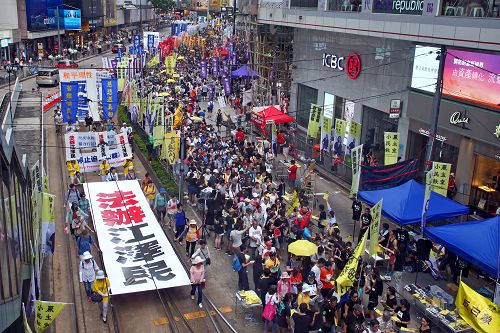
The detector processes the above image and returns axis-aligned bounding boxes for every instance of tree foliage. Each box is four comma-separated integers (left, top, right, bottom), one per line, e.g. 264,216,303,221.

149,0,177,13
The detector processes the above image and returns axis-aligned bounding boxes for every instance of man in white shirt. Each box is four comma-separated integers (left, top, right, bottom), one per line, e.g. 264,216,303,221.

248,220,262,259
309,258,325,289
106,167,119,181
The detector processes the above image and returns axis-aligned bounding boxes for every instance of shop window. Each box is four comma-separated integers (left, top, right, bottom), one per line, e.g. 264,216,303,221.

470,155,500,216
361,106,398,165
296,84,318,128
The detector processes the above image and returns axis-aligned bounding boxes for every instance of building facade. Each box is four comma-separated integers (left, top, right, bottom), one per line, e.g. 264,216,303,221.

257,1,500,215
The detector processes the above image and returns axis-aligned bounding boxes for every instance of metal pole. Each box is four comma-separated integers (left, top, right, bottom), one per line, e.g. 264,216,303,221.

424,46,446,175
232,0,236,36
56,6,62,56
207,0,210,20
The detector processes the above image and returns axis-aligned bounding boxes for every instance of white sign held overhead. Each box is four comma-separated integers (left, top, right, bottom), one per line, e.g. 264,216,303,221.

85,180,191,295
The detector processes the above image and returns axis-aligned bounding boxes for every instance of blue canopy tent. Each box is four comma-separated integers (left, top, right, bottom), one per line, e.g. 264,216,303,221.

231,65,259,79
358,179,469,225
424,216,499,278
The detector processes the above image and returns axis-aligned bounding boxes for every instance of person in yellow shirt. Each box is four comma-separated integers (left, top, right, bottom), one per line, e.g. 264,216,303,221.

297,285,313,309
66,160,79,183
93,270,111,323
143,179,156,207
98,159,110,182
122,157,134,176
264,251,281,281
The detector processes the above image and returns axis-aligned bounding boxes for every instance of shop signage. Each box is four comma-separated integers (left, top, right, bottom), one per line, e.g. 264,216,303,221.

373,0,425,15
322,52,362,79
0,39,10,48
418,128,447,142
389,99,401,118
449,111,470,128
62,9,82,30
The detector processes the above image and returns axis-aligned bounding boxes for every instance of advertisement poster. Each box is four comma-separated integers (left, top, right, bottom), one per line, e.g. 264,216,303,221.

384,132,400,165
432,162,451,196
85,180,191,294
62,9,81,30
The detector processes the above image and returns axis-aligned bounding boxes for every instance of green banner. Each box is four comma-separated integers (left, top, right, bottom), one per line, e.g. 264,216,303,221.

334,118,346,138
307,104,322,138
384,132,400,165
432,162,451,197
369,199,383,257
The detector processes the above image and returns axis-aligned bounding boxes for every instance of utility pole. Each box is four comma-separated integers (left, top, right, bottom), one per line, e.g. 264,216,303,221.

424,45,446,174
178,132,185,204
56,6,62,56
232,0,236,36
207,0,210,21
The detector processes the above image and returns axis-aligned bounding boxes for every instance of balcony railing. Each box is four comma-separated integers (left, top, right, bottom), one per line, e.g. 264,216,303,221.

442,0,499,17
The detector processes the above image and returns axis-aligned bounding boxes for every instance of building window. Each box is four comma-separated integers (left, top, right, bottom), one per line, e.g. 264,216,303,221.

296,84,318,128
470,155,500,216
361,106,398,165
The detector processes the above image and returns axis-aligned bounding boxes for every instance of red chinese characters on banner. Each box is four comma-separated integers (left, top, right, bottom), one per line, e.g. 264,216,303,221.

96,191,146,226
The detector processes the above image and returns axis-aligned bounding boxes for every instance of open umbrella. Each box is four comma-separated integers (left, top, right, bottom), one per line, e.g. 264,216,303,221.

288,240,317,257
158,92,170,97
167,79,175,83
189,116,203,122
177,56,185,60
172,73,180,78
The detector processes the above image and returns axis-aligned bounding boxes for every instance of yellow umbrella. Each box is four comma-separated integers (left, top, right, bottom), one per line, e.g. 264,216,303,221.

288,240,317,256
172,73,180,78
167,79,175,83
158,92,170,97
159,69,167,74
177,56,185,60
190,116,203,122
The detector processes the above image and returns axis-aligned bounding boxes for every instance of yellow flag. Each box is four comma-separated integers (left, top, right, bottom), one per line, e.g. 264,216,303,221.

455,281,500,333
147,55,159,67
368,199,383,257
35,300,66,333
432,162,451,196
23,303,33,333
336,231,367,295
286,191,300,217
41,193,55,223
161,132,180,164
173,107,183,129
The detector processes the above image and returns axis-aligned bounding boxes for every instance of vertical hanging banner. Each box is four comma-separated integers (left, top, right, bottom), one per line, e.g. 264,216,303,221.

320,110,333,151
455,281,500,333
117,61,125,91
153,105,165,147
101,77,118,121
165,113,174,131
334,118,347,138
368,199,383,257
307,104,321,138
222,76,232,96
41,192,56,254
115,132,133,160
350,144,363,196
212,56,219,77
222,58,229,77
337,230,368,295
384,132,400,165
421,165,434,234
60,82,78,123
35,300,66,333
432,162,451,196
161,132,180,164
200,59,208,79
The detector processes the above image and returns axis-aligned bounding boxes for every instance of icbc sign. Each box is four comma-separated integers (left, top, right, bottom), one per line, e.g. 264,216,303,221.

322,52,362,79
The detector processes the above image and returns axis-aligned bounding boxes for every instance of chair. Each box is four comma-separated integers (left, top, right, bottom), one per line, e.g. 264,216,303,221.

470,7,485,17
445,6,455,15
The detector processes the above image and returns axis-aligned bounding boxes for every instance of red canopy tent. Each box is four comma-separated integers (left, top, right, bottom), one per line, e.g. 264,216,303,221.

252,105,294,134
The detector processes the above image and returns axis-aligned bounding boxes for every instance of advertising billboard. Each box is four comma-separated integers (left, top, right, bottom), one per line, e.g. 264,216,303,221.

411,46,500,110
26,0,63,31
62,9,81,30
103,0,117,26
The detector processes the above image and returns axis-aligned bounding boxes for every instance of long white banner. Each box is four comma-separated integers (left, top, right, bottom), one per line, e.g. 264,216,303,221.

85,180,191,295
65,132,132,172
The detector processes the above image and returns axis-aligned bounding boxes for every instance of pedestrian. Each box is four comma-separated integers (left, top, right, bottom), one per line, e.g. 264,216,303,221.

79,251,99,301
166,194,178,228
418,317,431,333
276,293,292,333
153,187,168,224
364,267,383,320
344,304,365,333
394,299,411,329
143,179,156,207
358,207,372,243
185,220,200,257
141,172,152,190
234,245,253,291
292,303,313,333
213,212,225,250
98,159,111,181
84,113,93,130
192,238,211,268
122,157,134,176
287,160,298,191
263,285,279,333
78,192,90,218
66,160,80,184
74,171,85,191
365,319,382,333
190,256,205,308
377,309,395,333
93,270,111,323
352,197,362,235
276,272,292,301
125,166,137,180
106,167,119,181
77,229,96,256
65,183,80,207
320,294,340,333
229,220,249,254
174,204,187,243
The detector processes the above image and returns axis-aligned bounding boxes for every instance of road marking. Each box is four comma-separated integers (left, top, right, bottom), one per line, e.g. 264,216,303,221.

153,317,169,326
218,306,233,314
184,310,206,320
153,306,234,325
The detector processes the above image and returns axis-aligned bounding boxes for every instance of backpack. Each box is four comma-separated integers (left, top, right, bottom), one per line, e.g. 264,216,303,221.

232,256,242,272
81,259,96,270
156,194,167,207
77,236,91,254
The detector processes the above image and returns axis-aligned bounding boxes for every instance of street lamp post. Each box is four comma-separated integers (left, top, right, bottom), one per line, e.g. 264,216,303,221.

56,6,62,56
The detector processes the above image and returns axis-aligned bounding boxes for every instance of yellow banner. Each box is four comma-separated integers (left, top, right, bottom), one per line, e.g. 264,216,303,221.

349,120,361,140
173,107,183,129
334,118,346,138
35,300,66,333
286,191,300,217
147,55,160,67
368,199,383,257
161,132,180,164
337,230,367,295
165,55,173,74
307,104,322,138
455,281,500,333
350,144,363,196
384,132,399,165
432,162,451,196
41,193,55,223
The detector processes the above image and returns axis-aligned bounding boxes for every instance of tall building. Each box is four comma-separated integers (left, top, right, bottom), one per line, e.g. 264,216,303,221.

257,1,500,215
0,0,20,61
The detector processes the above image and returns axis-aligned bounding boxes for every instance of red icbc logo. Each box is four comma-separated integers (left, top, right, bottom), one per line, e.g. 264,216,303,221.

346,53,361,79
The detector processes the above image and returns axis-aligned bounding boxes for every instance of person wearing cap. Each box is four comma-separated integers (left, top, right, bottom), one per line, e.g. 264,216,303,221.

321,294,340,333
153,188,168,224
125,166,137,180
190,256,205,308
93,270,111,323
122,156,134,175
344,304,365,333
277,272,292,300
185,220,200,257
79,251,99,301
297,284,315,309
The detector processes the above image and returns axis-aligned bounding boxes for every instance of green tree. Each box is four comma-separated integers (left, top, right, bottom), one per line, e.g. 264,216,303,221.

149,0,177,13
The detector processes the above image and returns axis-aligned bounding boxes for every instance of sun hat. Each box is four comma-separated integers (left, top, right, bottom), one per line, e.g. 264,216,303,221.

96,270,105,279
189,219,197,225
81,251,92,260
192,256,205,265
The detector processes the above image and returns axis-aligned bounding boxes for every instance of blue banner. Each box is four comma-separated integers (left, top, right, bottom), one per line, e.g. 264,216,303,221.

222,76,232,96
212,57,218,77
101,78,118,121
360,159,419,191
133,35,140,54
117,47,122,59
200,60,208,79
147,34,154,50
61,82,78,123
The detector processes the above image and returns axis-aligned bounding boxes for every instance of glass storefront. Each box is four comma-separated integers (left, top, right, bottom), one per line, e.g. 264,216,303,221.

361,106,398,165
470,155,500,216
296,83,318,128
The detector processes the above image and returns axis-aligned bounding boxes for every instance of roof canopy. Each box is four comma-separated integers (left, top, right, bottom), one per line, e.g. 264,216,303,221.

424,216,499,278
231,65,259,78
358,180,469,225
252,105,294,125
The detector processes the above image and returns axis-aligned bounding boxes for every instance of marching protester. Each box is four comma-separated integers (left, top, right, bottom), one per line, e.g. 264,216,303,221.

190,256,205,308
79,251,99,302
93,270,111,323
